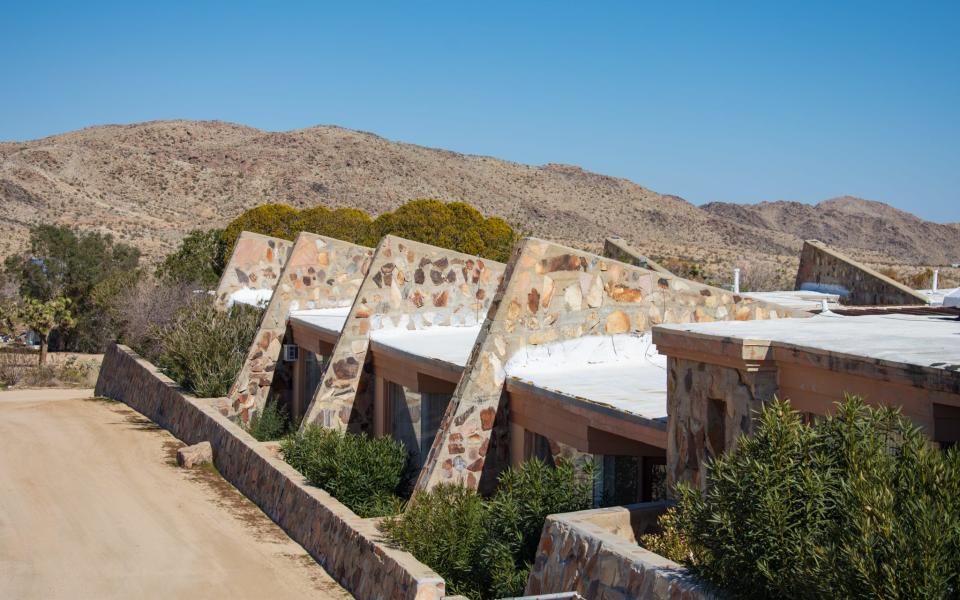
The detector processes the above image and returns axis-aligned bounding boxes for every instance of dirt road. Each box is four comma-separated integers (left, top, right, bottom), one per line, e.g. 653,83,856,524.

0,389,352,599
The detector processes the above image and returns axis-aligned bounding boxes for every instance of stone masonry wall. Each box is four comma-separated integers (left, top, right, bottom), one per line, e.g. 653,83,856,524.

666,357,778,492
525,503,717,599
794,239,928,306
94,344,445,600
301,235,505,434
229,232,372,422
416,238,801,493
214,231,294,307
603,237,673,275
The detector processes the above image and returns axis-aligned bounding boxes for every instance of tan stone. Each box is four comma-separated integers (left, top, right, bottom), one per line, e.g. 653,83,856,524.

605,311,630,334
177,441,213,468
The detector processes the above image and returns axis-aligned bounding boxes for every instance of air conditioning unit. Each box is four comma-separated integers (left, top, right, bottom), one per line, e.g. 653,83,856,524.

282,344,299,362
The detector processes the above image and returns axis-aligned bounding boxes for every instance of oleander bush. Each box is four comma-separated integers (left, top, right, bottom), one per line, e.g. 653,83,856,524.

245,399,291,441
280,425,408,517
149,297,263,397
642,396,960,599
381,457,594,599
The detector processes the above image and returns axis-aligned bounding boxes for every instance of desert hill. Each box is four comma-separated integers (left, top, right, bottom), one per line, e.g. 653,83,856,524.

1,121,956,279
702,196,960,265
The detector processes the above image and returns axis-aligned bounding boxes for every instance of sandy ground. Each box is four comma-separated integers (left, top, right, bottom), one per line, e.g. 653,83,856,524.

0,389,352,599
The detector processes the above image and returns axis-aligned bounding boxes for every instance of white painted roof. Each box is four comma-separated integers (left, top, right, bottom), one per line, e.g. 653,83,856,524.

370,325,482,367
505,334,668,422
657,313,960,371
917,287,960,306
289,306,351,334
744,290,840,311
227,288,272,309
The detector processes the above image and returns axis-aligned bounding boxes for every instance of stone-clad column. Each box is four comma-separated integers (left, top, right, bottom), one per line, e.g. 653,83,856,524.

228,232,372,422
300,236,505,434
214,231,294,308
416,237,799,493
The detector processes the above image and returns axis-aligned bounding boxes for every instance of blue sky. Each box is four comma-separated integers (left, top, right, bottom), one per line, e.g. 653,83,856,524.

2,1,958,222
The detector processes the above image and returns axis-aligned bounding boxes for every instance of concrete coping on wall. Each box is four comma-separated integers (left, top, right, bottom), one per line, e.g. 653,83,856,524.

94,343,446,600
602,237,673,276
525,501,719,599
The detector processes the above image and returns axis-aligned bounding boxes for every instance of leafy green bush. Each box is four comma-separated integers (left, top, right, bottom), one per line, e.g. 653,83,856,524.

150,297,263,397
382,484,492,598
3,224,140,351
649,396,960,599
364,199,517,262
156,229,225,287
216,199,519,267
280,426,408,517
245,399,290,441
381,458,594,598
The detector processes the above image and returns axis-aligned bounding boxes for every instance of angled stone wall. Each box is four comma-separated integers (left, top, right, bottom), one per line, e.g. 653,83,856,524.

794,239,928,306
603,236,673,275
228,232,373,422
526,503,716,599
416,238,803,492
214,231,293,307
94,344,446,600
300,235,506,434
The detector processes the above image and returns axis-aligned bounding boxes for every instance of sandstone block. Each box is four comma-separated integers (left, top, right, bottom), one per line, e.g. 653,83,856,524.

177,441,213,468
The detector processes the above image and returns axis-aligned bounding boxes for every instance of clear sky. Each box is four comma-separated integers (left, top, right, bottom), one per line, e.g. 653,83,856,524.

2,1,958,222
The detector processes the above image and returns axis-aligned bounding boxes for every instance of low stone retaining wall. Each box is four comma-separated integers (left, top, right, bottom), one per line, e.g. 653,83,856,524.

95,343,445,600
525,502,717,600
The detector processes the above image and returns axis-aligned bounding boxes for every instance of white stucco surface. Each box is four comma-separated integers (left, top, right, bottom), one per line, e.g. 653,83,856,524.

657,313,960,370
918,287,960,306
227,288,273,309
370,325,482,367
289,306,351,335
505,334,668,421
744,290,840,311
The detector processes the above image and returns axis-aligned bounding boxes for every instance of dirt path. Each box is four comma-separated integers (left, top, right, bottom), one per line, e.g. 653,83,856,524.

0,390,352,599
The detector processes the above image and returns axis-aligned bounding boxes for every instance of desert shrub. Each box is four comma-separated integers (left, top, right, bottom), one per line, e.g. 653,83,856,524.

219,203,300,262
737,261,793,292
280,425,408,517
381,485,492,598
150,297,263,397
218,199,519,267
245,399,290,441
156,229,225,287
645,396,960,599
117,280,197,358
365,199,518,262
293,206,372,245
382,458,594,598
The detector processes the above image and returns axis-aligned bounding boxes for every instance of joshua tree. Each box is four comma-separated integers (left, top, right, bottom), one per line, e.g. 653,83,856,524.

18,297,76,365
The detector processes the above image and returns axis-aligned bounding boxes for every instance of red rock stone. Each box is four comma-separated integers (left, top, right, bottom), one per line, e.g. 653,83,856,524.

480,407,496,430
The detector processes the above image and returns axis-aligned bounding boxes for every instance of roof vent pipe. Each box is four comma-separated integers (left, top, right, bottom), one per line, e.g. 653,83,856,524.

933,269,939,293
733,268,741,294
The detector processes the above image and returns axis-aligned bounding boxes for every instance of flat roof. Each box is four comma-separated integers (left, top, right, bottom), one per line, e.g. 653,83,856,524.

289,306,351,336
918,287,960,307
370,325,482,368
656,313,960,372
505,334,668,422
743,290,839,312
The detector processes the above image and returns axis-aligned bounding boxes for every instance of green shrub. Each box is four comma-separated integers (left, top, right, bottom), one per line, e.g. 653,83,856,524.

151,297,263,397
246,399,290,441
217,199,519,267
156,229,225,287
381,458,594,599
650,396,960,599
280,426,408,517
382,485,492,598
